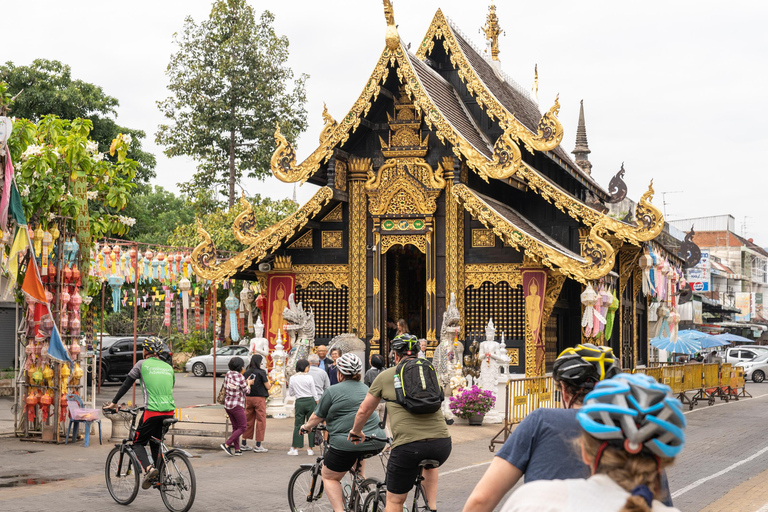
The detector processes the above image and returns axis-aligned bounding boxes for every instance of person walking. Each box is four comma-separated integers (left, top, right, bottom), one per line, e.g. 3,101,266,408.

500,373,685,512
221,356,254,456
242,354,271,453
327,347,343,386
288,358,319,456
104,337,175,490
317,344,333,372
308,353,331,397
300,354,386,512
351,334,451,512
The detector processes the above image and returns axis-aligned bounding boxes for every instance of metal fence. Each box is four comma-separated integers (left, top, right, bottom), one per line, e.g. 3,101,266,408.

489,362,750,451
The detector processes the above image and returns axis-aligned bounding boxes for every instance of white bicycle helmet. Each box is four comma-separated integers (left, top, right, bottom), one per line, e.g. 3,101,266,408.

577,373,686,459
335,353,362,376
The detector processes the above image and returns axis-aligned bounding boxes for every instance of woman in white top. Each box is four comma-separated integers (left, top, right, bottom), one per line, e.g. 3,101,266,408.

288,358,319,455
502,374,686,512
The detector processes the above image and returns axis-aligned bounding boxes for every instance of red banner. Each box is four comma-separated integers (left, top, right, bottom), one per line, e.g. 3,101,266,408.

522,269,548,375
264,273,295,354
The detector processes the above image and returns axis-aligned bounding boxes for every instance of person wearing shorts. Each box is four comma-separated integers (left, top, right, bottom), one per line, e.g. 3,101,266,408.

351,334,451,512
301,353,385,512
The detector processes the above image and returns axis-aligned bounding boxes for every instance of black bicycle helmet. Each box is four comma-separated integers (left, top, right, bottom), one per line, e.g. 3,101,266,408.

142,336,164,355
391,333,418,356
553,343,620,389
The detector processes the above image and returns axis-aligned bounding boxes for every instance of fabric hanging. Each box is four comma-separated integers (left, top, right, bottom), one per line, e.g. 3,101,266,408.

581,284,598,335
604,291,620,341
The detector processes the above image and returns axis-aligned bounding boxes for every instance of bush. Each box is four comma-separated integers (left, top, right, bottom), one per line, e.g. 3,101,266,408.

448,386,496,419
169,331,212,356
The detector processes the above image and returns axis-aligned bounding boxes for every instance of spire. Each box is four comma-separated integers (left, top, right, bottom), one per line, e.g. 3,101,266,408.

383,0,399,51
481,2,503,61
531,64,539,103
572,100,592,176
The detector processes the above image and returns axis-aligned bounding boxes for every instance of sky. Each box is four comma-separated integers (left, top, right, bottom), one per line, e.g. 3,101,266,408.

4,1,768,244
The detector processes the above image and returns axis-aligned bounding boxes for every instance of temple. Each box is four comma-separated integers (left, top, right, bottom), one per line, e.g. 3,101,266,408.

190,3,665,376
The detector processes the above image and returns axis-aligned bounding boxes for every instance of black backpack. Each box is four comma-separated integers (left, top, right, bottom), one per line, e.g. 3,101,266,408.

394,357,444,414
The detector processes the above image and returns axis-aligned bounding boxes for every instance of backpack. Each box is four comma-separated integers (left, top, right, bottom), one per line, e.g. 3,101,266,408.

394,357,444,414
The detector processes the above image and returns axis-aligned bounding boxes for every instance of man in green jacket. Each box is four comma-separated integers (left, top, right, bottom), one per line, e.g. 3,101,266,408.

105,337,176,489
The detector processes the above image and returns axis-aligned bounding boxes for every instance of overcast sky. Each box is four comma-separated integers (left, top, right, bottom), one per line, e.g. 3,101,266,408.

4,1,768,244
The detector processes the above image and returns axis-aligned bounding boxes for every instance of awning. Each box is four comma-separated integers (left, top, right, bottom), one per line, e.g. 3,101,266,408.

714,321,768,332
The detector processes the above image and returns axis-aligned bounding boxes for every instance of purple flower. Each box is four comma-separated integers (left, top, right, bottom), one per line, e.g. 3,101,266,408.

449,385,496,419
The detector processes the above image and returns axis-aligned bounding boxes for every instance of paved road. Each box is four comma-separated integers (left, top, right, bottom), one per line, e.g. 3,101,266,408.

1,378,767,511
95,371,220,408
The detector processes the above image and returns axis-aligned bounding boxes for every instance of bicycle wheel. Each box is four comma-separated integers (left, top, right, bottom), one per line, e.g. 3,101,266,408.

353,478,382,512
288,466,333,512
159,452,196,512
362,489,386,512
105,446,140,505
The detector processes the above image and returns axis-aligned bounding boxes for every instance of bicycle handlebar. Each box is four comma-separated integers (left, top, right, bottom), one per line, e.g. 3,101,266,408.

102,405,145,416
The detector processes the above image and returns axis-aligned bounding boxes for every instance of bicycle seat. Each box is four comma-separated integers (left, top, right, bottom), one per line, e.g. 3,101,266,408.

419,459,440,469
163,418,178,426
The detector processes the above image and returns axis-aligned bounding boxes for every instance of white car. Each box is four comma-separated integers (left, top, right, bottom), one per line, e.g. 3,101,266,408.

735,352,768,383
185,345,251,377
720,346,768,365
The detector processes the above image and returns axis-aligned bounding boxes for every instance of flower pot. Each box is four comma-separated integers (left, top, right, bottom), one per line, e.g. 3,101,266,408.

468,413,485,426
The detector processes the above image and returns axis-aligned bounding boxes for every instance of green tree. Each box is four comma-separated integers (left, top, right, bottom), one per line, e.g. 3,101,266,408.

121,184,196,245
167,193,298,253
157,1,308,208
0,59,157,182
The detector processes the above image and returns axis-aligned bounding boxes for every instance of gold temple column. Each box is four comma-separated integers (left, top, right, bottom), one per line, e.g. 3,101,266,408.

426,218,437,342
443,157,465,338
348,157,370,339
371,222,382,348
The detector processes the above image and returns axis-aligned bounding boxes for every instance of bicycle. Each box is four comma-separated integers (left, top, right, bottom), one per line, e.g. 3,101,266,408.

287,424,390,512
361,456,439,512
103,406,196,512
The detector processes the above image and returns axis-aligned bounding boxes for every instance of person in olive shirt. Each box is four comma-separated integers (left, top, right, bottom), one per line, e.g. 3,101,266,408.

351,334,451,512
104,337,175,490
301,353,386,512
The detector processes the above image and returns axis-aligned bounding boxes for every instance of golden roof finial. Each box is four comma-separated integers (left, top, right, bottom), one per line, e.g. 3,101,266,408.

383,0,399,51
481,2,504,61
532,64,539,101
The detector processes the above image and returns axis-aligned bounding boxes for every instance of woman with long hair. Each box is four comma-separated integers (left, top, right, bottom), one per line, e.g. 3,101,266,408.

288,358,319,456
501,373,685,512
242,354,271,452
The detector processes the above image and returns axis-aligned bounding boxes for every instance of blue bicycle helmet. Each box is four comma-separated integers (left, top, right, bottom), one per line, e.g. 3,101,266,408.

577,373,686,459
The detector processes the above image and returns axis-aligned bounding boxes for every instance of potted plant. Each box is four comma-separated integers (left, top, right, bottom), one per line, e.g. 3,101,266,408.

449,385,496,425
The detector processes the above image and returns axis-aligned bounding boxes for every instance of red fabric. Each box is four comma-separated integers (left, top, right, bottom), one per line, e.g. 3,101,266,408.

142,410,174,420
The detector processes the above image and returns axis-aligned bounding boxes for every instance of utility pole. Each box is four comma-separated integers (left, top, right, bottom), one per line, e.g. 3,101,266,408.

661,191,682,219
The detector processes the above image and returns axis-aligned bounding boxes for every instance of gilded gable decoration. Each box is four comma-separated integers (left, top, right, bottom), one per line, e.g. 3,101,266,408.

321,203,343,223
319,103,337,143
321,231,344,249
334,160,347,192
472,228,496,247
288,230,313,249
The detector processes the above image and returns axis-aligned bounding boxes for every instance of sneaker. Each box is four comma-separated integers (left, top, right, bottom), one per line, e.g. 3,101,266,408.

234,450,243,456
287,448,299,456
141,466,159,489
220,443,234,457
253,445,268,453
307,449,314,456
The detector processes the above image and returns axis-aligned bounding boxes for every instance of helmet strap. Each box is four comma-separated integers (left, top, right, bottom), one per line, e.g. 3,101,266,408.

592,441,609,475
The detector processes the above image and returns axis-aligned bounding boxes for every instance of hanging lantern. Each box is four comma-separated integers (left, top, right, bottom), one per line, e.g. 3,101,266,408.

157,251,166,281
151,252,160,281
41,230,53,279
668,308,681,343
61,287,71,310
69,337,81,358
33,224,44,261
60,393,68,424
164,287,172,327
194,295,201,331
255,293,266,312
109,275,125,313
240,282,255,334
42,365,54,388
639,249,654,296
144,249,154,281
581,284,598,336
71,287,83,310
60,363,71,390
71,362,84,385
179,277,191,334
47,260,57,283
25,390,38,423
656,304,671,338
225,289,240,342
39,391,53,422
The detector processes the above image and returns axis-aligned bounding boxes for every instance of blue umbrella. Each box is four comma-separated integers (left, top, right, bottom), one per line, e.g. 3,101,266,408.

650,335,700,355
701,335,731,349
714,332,752,344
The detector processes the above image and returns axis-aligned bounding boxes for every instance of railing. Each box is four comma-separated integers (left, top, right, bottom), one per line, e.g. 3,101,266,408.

490,362,751,451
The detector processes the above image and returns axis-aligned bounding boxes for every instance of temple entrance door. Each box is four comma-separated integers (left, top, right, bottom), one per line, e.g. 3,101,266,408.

383,244,426,353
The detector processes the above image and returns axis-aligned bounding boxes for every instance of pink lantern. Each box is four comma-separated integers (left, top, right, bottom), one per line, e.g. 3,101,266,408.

70,287,83,310
70,316,82,338
70,338,81,356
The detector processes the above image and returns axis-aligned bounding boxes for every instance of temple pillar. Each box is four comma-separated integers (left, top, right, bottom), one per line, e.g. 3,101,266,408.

444,157,465,338
348,157,370,340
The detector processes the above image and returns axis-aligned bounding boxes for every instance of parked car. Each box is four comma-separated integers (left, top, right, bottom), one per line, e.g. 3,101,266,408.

735,352,768,383
720,346,768,365
185,345,251,377
89,336,172,385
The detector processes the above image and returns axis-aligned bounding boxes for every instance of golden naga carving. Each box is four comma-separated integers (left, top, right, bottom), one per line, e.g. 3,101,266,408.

190,187,334,283
453,184,615,283
383,0,399,51
294,264,350,290
415,9,563,153
319,103,337,143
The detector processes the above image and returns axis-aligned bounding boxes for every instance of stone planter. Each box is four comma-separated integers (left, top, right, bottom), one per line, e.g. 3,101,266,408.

107,410,134,441
467,413,485,426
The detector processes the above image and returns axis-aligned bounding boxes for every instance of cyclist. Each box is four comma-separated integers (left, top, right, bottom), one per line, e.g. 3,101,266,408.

104,337,175,490
350,333,451,512
501,373,684,511
300,353,386,512
463,343,620,511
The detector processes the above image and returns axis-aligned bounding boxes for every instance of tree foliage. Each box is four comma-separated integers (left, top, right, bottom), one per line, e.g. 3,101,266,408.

7,114,137,236
121,184,196,245
0,59,157,183
167,193,298,253
157,1,308,207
